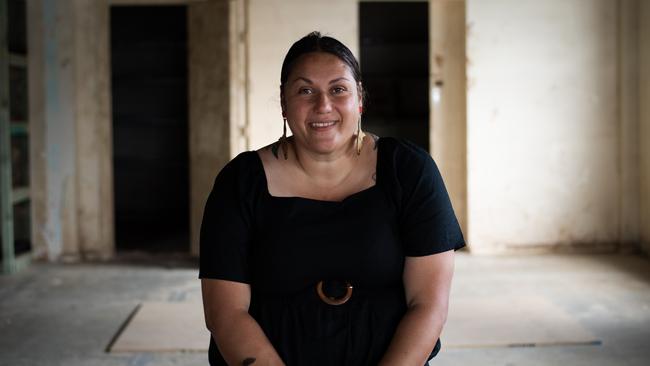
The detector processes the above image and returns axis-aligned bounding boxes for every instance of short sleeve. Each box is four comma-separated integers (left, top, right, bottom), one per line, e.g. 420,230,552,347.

395,141,466,256
199,154,254,283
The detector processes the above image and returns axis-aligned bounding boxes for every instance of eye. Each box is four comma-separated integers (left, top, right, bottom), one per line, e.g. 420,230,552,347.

331,86,347,94
298,88,313,95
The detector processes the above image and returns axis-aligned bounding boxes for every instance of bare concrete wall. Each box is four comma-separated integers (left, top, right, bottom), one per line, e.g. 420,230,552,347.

28,0,232,260
29,0,641,259
74,0,113,260
466,0,619,253
32,0,81,261
619,0,640,252
228,0,248,156
430,0,467,241
640,1,650,254
28,0,114,261
246,0,358,149
27,0,47,259
188,0,231,256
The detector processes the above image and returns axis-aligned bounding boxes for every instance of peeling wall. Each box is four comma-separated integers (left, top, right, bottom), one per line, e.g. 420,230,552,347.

466,0,619,253
29,0,114,261
619,0,640,251
640,1,650,254
188,0,231,256
74,0,113,260
28,0,644,259
430,0,467,239
29,0,228,260
41,0,80,260
27,0,47,259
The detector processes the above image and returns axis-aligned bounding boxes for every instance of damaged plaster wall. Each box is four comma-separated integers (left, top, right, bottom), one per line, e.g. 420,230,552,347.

430,0,468,241
188,0,231,256
74,0,113,260
28,0,113,261
640,1,650,255
29,0,230,260
27,0,47,259
37,0,80,260
466,0,619,253
619,0,640,252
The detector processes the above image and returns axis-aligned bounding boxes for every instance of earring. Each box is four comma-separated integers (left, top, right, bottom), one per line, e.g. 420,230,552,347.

272,116,289,160
276,117,289,160
356,117,365,156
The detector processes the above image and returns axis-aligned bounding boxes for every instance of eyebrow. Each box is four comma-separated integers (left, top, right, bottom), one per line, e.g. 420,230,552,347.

290,76,352,85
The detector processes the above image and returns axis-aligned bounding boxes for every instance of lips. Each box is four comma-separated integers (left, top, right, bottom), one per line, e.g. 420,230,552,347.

309,120,337,129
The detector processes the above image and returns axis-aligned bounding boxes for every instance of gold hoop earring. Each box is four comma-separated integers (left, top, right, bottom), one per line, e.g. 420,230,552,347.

356,117,365,156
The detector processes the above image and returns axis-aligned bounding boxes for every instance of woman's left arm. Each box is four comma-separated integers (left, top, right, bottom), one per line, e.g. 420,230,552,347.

378,249,456,366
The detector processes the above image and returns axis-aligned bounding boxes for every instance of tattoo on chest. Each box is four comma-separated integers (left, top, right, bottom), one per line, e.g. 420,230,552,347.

242,357,257,366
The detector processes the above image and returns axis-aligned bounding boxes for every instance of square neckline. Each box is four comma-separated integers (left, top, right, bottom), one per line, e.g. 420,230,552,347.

253,138,382,203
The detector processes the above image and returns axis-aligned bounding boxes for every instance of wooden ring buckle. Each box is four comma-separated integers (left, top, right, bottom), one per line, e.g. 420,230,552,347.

316,280,353,305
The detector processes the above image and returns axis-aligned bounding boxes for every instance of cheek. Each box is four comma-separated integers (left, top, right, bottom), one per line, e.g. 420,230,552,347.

331,93,356,108
339,97,360,118
284,101,308,117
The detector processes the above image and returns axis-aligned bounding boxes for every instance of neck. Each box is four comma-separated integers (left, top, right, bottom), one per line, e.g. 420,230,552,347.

290,138,358,186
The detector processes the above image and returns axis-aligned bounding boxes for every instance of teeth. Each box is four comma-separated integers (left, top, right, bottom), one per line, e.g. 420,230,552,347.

310,121,336,128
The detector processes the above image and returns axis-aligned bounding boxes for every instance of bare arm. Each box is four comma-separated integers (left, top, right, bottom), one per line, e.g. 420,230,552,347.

378,250,455,366
201,279,285,366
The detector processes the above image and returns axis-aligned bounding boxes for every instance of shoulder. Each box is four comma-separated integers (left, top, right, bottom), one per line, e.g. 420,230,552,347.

379,137,437,177
218,151,259,176
377,137,446,206
380,137,431,159
212,151,264,193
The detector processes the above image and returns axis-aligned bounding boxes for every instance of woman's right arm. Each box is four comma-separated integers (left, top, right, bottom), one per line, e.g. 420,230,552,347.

201,279,285,366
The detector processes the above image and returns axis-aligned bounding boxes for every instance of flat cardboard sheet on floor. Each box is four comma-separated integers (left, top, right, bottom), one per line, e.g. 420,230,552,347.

109,302,209,352
443,295,600,348
109,295,599,352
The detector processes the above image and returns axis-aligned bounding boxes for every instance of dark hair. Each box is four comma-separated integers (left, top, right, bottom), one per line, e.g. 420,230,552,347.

280,32,363,91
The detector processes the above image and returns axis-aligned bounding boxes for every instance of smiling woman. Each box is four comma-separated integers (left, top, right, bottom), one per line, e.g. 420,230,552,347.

199,32,466,366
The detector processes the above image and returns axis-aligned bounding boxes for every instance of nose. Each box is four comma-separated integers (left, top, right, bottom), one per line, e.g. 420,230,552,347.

314,92,332,114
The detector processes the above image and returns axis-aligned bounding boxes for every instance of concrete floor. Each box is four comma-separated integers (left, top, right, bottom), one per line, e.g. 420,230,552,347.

1,253,649,366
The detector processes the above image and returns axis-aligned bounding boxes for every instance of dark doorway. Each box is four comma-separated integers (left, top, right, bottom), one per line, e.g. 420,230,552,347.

110,6,189,252
359,2,430,151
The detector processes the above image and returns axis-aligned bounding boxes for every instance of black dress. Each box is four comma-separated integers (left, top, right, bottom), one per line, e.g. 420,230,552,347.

199,137,466,365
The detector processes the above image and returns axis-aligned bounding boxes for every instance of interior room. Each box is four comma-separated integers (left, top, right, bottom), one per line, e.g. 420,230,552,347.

1,0,649,365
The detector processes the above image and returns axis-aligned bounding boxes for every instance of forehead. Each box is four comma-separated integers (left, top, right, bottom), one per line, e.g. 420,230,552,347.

287,52,354,82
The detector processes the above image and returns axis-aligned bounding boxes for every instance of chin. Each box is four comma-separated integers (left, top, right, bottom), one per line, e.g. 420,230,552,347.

309,138,351,155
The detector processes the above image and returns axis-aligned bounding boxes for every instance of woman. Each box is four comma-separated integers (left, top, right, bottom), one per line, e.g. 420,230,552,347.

200,32,465,366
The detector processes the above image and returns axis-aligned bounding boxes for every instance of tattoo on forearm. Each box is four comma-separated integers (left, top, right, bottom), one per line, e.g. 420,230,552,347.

242,357,256,366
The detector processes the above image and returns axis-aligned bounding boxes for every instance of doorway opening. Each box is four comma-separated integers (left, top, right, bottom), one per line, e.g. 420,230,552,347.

359,1,430,151
110,6,189,253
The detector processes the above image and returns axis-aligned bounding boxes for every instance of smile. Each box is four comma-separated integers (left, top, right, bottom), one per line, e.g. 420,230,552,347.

309,121,337,128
